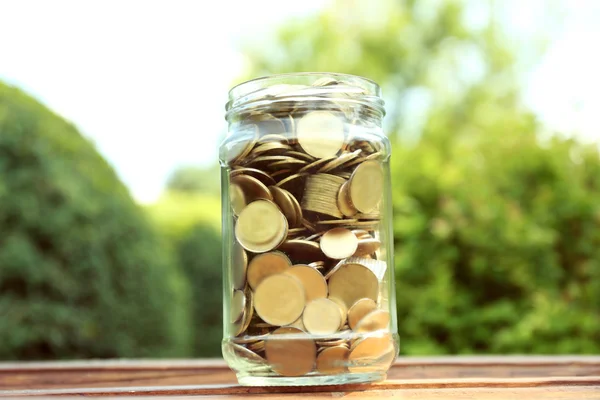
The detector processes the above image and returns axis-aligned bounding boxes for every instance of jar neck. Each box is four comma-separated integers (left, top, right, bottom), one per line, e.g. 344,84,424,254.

225,73,385,124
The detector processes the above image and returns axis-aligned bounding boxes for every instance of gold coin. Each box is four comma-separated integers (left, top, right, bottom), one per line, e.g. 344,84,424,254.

235,200,288,253
230,167,276,187
276,173,307,200
286,189,303,227
232,286,254,336
328,263,379,309
265,327,316,377
286,265,328,301
319,150,361,173
328,296,348,328
320,228,359,259
337,181,357,217
250,141,292,156
246,251,291,290
308,260,326,269
257,133,289,144
232,240,248,290
347,298,378,330
296,111,345,159
348,333,394,373
230,175,273,203
348,160,384,213
343,256,387,280
224,125,258,165
278,239,325,263
285,151,315,163
269,186,297,227
299,156,337,173
230,289,246,324
354,310,390,333
315,219,358,226
227,342,268,366
230,183,246,216
247,340,266,353
355,238,381,257
270,169,292,180
351,229,372,239
316,345,349,374
254,274,305,326
268,159,308,170
303,298,343,335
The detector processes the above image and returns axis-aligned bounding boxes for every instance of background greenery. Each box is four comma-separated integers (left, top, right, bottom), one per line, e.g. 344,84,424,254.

0,0,598,359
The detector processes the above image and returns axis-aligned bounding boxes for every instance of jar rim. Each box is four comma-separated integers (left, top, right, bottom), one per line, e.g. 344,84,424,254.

225,72,384,119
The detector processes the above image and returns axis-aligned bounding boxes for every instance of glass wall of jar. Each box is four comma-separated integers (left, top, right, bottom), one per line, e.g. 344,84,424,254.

220,73,398,386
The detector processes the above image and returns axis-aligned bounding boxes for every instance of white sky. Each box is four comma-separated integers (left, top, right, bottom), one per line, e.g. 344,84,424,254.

0,0,598,203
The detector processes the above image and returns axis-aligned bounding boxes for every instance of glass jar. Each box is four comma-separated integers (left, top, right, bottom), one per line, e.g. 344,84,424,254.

220,73,398,386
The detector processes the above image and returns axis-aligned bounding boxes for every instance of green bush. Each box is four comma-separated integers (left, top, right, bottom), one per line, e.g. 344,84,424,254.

145,191,223,357
0,82,191,359
175,224,222,357
392,103,600,354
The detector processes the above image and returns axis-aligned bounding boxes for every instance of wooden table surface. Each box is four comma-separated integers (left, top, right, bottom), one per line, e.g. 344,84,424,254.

0,356,599,398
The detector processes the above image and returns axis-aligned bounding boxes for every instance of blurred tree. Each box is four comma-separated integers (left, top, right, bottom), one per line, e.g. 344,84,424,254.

166,165,220,196
240,0,600,353
0,82,192,359
145,192,222,356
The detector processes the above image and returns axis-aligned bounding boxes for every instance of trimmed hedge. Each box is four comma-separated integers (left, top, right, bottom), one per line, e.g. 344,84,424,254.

0,82,191,359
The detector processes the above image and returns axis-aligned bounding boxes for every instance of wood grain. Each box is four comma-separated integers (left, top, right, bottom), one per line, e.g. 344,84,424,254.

0,357,598,398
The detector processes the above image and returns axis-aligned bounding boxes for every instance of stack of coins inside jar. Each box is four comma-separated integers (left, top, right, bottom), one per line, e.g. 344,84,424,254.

222,77,397,380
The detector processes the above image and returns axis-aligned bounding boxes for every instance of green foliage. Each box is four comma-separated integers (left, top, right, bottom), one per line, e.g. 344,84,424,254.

174,224,223,356
146,192,223,356
0,82,191,359
166,165,221,197
241,0,600,353
393,99,600,354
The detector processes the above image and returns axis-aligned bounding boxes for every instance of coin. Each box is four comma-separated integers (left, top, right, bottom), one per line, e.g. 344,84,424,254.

232,286,254,336
230,175,273,204
265,327,316,377
298,156,337,173
289,316,306,331
230,289,246,324
337,181,357,218
319,150,361,173
348,160,384,213
347,298,378,330
235,200,288,253
354,310,390,333
230,183,246,216
230,167,276,187
286,265,328,301
250,141,292,156
354,238,381,257
254,274,305,326
246,251,292,290
254,114,287,136
328,263,379,309
247,340,266,353
348,333,394,373
269,186,297,227
278,239,325,263
303,298,343,335
227,342,268,366
296,111,345,159
316,345,349,374
328,296,348,329
320,228,358,259
276,173,307,200
342,256,387,280
231,240,247,290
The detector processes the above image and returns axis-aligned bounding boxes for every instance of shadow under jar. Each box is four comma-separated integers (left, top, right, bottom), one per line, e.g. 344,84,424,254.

220,73,399,386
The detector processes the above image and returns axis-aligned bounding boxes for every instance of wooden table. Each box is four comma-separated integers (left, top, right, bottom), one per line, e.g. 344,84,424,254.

1,357,599,398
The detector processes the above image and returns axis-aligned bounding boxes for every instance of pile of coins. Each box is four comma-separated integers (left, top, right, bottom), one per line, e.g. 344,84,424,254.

224,79,395,378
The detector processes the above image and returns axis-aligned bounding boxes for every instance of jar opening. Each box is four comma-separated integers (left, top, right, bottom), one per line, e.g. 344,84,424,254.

225,73,385,120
